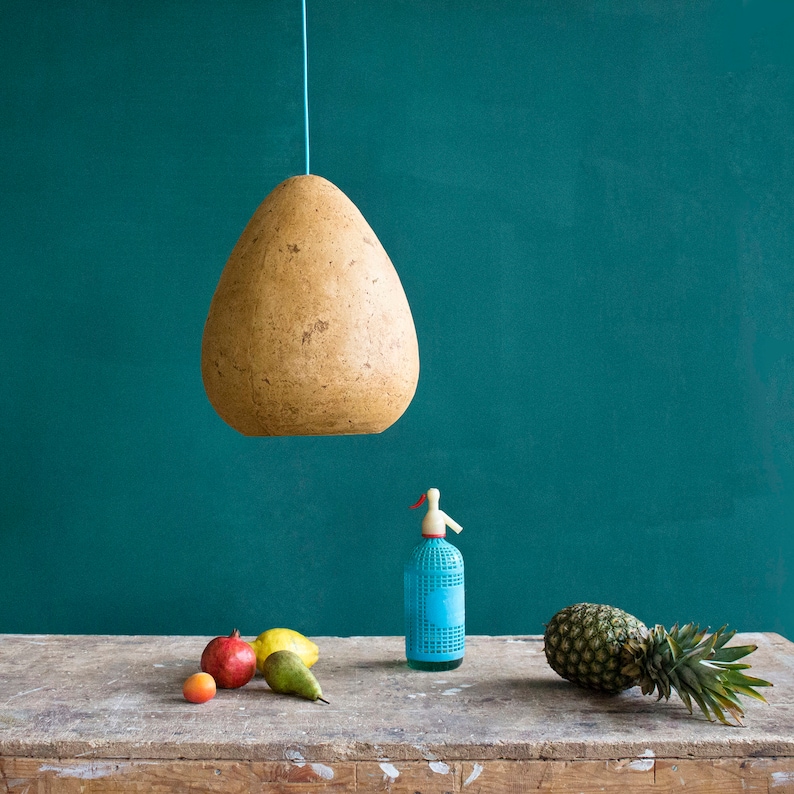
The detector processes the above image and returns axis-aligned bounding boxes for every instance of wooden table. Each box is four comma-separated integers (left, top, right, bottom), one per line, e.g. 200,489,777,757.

0,633,792,792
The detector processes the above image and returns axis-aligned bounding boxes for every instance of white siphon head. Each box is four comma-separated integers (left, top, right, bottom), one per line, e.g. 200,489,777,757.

414,487,463,537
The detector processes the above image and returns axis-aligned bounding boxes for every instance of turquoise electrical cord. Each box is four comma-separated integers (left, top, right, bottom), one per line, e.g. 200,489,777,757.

302,0,310,175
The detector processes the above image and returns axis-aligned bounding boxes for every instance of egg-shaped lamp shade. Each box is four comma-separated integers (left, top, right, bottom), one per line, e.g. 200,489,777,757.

201,175,420,436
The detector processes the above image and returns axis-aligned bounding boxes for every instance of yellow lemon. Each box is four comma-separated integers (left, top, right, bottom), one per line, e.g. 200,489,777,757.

249,628,319,672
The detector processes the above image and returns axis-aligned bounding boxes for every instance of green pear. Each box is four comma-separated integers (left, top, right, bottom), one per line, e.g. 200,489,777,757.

262,650,329,703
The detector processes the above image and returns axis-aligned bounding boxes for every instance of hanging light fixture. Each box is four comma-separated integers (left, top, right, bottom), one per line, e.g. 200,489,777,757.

201,1,419,436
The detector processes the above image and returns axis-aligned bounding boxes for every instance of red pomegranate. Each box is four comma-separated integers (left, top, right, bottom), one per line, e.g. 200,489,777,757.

200,629,256,688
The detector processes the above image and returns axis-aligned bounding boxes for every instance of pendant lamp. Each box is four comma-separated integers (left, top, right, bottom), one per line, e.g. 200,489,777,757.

200,4,419,436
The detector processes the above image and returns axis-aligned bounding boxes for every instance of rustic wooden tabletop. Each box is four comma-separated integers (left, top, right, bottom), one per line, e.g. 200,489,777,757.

0,633,792,792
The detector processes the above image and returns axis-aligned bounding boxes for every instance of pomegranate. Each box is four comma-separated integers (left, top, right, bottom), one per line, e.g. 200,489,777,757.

200,629,256,688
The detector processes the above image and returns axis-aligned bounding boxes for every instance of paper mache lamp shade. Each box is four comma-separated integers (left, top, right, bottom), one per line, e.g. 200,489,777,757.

201,175,420,436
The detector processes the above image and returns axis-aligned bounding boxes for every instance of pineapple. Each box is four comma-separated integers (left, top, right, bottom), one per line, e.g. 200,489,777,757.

543,602,772,725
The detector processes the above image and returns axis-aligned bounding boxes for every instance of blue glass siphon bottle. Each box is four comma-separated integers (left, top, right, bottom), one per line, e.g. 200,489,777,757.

404,488,465,671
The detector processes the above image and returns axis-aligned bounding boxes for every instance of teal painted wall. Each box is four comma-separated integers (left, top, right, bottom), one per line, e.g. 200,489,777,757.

2,1,792,640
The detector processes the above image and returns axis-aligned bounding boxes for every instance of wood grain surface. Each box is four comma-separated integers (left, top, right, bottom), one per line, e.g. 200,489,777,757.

1,634,792,792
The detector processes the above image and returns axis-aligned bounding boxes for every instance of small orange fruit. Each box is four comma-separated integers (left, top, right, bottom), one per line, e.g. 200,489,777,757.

183,672,216,703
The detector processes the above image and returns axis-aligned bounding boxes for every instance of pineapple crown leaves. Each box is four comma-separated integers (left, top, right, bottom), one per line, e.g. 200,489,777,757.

620,622,772,726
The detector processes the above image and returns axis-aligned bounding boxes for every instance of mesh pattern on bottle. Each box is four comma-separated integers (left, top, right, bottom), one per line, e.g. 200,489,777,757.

405,539,464,656
411,540,463,570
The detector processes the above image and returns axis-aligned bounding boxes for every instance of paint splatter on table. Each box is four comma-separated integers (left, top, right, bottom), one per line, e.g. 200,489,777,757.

1,634,792,792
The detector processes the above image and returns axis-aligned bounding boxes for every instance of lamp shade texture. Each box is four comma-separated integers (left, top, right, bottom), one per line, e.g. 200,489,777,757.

201,175,420,436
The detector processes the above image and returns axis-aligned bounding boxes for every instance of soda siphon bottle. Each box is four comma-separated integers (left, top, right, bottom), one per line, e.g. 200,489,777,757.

404,488,465,671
